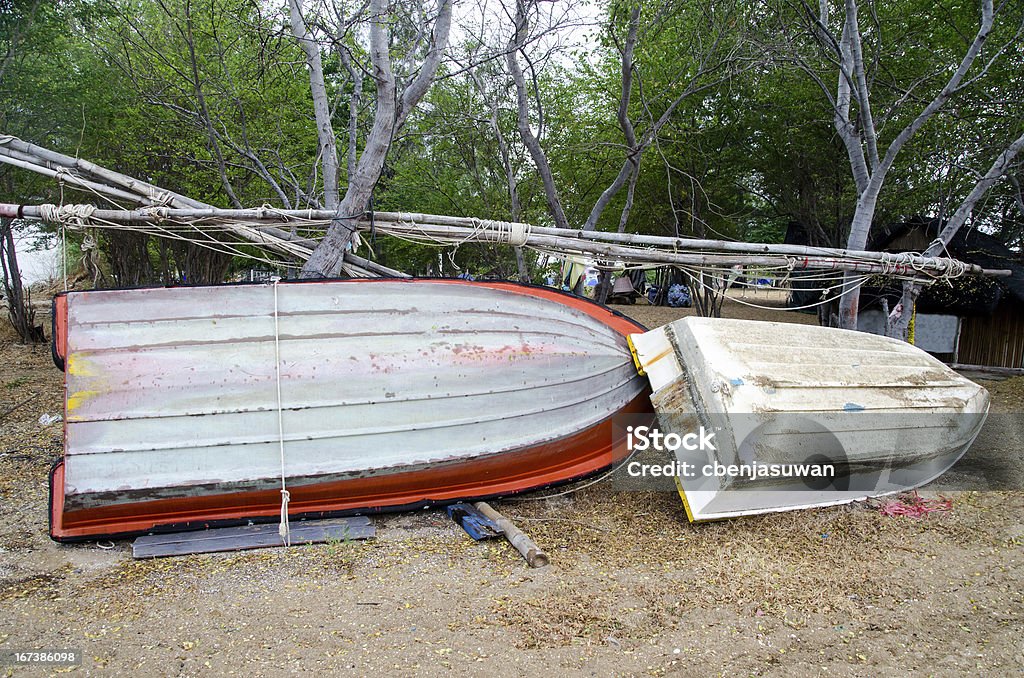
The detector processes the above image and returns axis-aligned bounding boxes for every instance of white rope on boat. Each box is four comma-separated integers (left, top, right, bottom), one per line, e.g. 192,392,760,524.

515,443,645,501
272,278,291,546
61,222,67,292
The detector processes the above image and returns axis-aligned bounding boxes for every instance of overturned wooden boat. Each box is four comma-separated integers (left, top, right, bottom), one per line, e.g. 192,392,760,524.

628,318,990,521
50,280,650,540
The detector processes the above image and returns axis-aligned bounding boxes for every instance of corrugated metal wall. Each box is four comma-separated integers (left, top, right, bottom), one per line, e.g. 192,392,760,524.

957,300,1024,368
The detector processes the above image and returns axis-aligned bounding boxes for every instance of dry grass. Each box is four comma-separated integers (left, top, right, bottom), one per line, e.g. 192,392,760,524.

0,297,1022,673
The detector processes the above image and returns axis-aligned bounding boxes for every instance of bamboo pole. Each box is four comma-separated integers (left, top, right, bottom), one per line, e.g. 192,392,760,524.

0,143,323,265
0,149,148,205
2,188,1007,278
0,139,396,276
6,202,1007,278
365,219,1008,278
0,151,378,272
367,210,991,271
1,203,401,276
343,251,410,278
6,202,999,277
474,502,549,568
0,135,1003,281
0,146,312,262
0,137,205,209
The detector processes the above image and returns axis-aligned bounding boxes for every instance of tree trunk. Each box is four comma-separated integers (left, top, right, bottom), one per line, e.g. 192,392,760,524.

105,231,157,286
288,0,340,209
885,130,1024,339
595,268,613,305
478,68,531,283
819,0,999,331
172,241,232,285
506,0,571,232
0,218,45,343
297,0,453,279
513,248,529,283
837,177,885,328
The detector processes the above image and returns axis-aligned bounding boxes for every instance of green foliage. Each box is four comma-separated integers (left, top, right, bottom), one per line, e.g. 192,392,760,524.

1,0,1021,283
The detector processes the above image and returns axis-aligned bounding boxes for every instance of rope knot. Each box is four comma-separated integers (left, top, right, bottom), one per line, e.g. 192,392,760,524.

479,219,530,246
141,205,169,222
81,231,98,251
151,190,174,207
53,168,74,185
278,489,291,545
39,203,95,229
272,279,291,546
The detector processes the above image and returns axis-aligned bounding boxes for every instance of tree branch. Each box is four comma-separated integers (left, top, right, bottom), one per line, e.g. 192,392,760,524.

288,0,340,208
927,130,1024,255
506,0,571,230
299,0,453,277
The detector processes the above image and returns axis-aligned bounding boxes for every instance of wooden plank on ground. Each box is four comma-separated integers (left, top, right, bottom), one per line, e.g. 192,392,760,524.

132,517,375,558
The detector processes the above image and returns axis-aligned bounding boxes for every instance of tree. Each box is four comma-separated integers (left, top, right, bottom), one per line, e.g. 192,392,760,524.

503,0,748,306
0,0,81,340
469,64,532,280
783,0,1024,330
97,0,326,206
370,61,538,279
0,217,45,343
289,0,454,278
0,0,282,288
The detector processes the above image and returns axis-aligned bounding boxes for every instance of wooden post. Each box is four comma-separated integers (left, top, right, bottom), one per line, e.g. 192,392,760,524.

474,502,549,568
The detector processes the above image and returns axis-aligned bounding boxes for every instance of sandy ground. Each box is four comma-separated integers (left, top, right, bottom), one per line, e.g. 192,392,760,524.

1,297,1022,676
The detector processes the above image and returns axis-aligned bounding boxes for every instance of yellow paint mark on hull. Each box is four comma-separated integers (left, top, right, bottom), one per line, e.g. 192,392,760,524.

626,335,646,376
66,354,99,377
67,390,100,412
673,475,697,522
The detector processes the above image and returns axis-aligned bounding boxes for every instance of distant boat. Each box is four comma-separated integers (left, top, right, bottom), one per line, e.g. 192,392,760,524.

628,317,990,521
49,280,651,540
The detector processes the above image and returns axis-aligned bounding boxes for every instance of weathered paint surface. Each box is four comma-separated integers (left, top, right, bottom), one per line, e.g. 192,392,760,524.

630,318,990,521
58,281,648,523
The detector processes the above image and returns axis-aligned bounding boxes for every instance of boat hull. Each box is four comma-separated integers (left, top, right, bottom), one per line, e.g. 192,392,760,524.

629,317,990,521
51,280,650,540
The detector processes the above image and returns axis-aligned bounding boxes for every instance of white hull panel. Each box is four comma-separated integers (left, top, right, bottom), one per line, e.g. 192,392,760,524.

630,318,990,521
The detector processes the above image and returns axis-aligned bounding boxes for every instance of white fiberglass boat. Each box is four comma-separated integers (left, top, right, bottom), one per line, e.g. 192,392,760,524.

628,317,990,521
